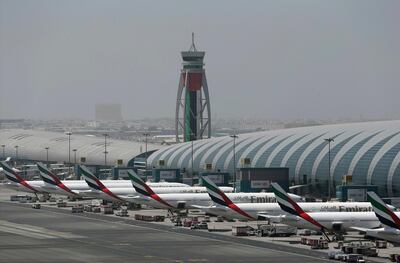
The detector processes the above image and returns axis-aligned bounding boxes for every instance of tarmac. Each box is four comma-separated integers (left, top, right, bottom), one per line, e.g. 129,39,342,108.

0,185,397,263
0,201,336,263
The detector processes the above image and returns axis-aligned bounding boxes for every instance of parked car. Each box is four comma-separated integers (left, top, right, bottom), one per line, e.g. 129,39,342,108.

190,222,208,230
328,251,341,259
334,253,346,261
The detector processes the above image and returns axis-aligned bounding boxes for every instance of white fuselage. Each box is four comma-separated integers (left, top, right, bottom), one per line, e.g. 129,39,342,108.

1,180,189,195
280,211,392,231
132,192,303,209
84,186,234,202
201,202,376,220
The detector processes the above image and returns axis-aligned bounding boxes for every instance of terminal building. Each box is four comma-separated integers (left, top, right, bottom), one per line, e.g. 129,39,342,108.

0,129,165,179
148,120,400,198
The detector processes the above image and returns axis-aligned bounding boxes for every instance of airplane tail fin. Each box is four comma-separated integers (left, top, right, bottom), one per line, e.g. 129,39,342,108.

127,170,173,208
0,161,22,184
79,165,123,201
37,162,60,186
37,162,77,196
202,176,254,219
0,161,38,193
79,165,106,191
271,182,306,216
127,170,155,197
271,182,326,231
367,191,400,230
202,176,233,207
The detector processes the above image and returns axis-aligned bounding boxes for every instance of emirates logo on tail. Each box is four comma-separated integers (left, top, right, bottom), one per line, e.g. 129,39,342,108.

79,165,123,202
0,161,38,193
272,182,325,230
202,176,254,220
127,170,173,208
37,162,78,196
368,191,400,230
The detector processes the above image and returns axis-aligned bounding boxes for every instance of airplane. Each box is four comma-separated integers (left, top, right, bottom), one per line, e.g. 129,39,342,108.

196,177,379,223
351,192,400,244
0,161,189,195
271,183,384,239
78,165,234,203
128,170,304,210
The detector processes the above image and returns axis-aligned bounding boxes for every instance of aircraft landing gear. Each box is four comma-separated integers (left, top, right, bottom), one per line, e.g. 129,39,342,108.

322,229,332,242
332,233,344,242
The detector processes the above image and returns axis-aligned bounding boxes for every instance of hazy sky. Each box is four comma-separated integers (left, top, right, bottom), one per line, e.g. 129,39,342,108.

1,0,399,120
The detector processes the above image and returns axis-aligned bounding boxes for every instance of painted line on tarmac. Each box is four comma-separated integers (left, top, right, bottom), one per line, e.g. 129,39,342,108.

0,202,194,263
14,202,333,262
0,219,84,239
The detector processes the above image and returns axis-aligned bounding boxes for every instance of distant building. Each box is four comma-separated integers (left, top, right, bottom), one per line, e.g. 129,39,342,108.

0,129,165,166
0,119,26,129
95,104,122,122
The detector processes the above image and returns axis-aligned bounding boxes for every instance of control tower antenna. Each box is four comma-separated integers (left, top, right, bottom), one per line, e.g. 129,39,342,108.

189,32,197,52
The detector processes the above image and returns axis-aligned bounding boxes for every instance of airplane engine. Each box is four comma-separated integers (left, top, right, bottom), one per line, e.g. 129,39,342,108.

332,222,344,232
177,201,186,209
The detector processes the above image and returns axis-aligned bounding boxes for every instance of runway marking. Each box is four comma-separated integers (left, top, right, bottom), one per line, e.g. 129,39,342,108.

1,202,333,262
0,219,84,239
0,203,191,263
113,243,131,246
34,205,333,262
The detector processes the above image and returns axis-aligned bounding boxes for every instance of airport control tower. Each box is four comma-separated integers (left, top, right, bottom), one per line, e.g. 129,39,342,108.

175,34,211,142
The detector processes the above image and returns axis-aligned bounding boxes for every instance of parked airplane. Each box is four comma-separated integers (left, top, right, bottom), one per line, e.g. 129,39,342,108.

78,165,233,203
128,170,303,210
351,192,400,244
271,183,383,238
197,177,377,223
1,161,189,195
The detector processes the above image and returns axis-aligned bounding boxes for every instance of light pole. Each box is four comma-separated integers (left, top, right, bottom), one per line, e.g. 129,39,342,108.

1,145,5,159
189,132,195,179
45,147,49,166
103,134,108,167
230,134,238,192
191,139,194,178
66,132,72,175
324,138,334,200
14,145,19,165
72,149,77,168
143,133,150,180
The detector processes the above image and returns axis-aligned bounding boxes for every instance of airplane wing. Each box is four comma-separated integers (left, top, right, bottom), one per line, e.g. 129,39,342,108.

289,184,309,190
351,226,400,244
257,213,284,222
192,205,229,213
191,205,212,209
350,226,382,232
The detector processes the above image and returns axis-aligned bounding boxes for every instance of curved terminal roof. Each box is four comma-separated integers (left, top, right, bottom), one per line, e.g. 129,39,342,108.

148,120,400,197
0,129,165,166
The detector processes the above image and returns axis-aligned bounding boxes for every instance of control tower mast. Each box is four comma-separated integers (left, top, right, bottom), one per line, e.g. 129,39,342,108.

175,33,211,142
